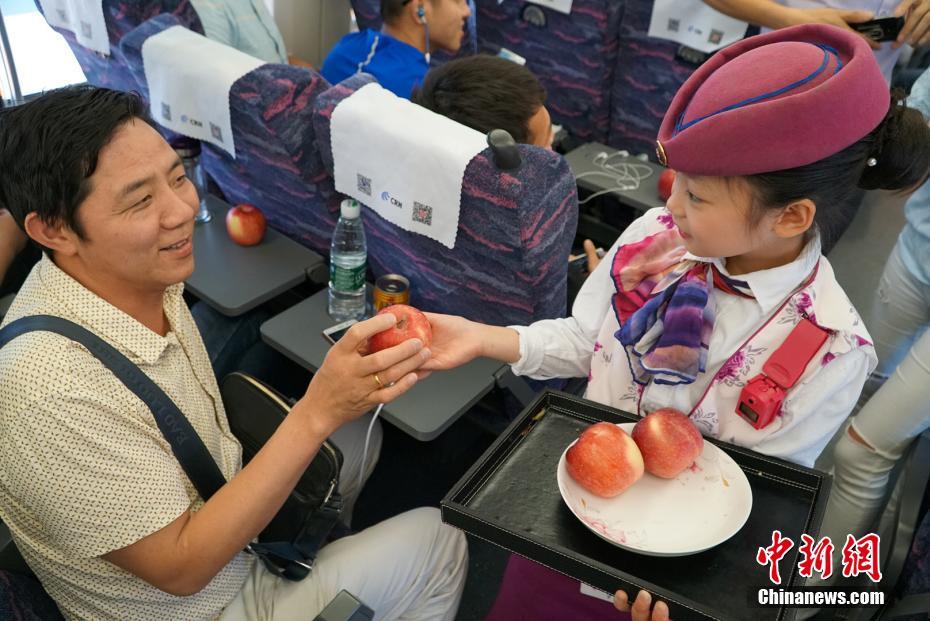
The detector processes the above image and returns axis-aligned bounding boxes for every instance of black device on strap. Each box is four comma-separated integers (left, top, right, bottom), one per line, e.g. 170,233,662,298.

0,315,341,581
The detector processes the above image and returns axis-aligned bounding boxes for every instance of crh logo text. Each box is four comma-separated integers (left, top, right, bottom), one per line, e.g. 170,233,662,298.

380,192,403,208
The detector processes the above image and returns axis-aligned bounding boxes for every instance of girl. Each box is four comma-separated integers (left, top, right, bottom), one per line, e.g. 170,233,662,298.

421,23,930,620
425,23,930,469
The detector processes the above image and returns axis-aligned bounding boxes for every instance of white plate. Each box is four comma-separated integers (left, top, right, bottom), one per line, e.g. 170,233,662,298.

557,423,752,556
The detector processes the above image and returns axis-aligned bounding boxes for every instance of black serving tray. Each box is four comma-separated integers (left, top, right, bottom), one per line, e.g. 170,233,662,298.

441,390,832,621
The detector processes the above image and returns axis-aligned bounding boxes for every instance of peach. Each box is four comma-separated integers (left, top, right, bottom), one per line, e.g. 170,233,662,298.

566,422,644,498
631,408,704,479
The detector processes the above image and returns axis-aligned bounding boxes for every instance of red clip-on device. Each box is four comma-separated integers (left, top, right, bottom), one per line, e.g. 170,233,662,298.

736,318,829,429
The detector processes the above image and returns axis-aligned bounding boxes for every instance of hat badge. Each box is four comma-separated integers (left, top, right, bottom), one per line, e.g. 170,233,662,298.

655,140,668,167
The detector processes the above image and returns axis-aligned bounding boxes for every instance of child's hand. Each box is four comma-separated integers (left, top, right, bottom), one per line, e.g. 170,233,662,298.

420,313,521,371
614,590,671,621
419,313,485,372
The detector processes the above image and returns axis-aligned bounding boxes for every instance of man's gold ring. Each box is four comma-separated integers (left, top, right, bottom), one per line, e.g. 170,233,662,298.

373,373,384,389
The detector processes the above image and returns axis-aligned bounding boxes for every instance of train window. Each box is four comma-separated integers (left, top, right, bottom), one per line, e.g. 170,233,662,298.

0,0,84,102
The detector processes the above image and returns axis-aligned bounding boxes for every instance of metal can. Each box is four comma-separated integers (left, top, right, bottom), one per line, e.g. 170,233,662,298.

373,274,411,312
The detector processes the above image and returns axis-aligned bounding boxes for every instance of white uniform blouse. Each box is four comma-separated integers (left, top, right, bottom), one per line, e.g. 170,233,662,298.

511,209,877,467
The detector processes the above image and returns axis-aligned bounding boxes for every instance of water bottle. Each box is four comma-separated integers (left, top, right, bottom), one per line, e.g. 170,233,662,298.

173,138,211,223
328,199,367,321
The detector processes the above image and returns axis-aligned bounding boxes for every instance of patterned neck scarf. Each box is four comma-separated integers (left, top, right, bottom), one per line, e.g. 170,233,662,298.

611,228,753,386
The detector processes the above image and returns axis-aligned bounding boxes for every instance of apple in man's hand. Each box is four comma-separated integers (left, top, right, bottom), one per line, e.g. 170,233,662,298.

631,408,704,479
369,304,433,353
226,204,266,246
566,422,644,498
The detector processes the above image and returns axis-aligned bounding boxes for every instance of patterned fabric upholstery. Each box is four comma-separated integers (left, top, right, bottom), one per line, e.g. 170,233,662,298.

474,0,623,145
607,1,753,155
349,0,380,32
0,571,64,621
313,74,577,326
33,0,203,94
120,15,340,255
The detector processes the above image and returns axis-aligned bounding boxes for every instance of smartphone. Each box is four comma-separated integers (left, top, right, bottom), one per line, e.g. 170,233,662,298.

322,319,357,345
851,16,905,42
313,589,374,621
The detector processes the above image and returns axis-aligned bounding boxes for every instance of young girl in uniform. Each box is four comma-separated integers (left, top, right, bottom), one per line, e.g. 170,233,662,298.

420,23,930,621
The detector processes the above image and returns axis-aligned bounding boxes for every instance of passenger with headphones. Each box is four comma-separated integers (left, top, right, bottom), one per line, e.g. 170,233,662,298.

321,0,472,99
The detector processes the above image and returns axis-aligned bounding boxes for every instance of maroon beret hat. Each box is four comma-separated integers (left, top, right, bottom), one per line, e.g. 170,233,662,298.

656,24,889,176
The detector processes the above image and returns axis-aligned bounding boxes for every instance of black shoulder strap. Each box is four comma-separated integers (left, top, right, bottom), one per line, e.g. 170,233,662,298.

0,315,227,501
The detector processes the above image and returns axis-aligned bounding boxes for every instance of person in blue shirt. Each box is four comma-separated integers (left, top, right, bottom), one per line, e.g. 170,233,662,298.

322,0,472,99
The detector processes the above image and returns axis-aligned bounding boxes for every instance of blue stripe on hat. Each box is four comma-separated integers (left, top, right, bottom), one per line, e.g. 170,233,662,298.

674,44,842,136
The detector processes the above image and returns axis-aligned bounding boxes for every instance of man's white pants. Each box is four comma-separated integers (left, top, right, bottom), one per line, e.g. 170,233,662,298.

221,414,468,620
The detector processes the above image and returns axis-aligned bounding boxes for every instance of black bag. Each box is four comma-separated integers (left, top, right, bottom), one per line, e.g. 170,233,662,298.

220,372,343,580
0,315,342,581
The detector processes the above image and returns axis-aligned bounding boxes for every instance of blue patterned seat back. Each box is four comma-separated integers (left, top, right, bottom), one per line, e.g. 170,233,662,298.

474,0,623,145
33,0,202,94
350,0,380,31
121,15,340,256
313,74,577,325
0,571,64,620
609,1,741,155
607,0,696,154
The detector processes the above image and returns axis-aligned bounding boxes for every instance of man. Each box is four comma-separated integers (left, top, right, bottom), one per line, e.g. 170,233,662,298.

703,0,930,83
322,0,471,98
412,55,554,148
189,0,313,67
0,86,467,621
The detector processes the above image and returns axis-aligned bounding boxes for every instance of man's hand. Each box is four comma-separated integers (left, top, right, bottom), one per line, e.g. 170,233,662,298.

301,313,430,435
615,590,671,621
896,0,930,47
784,7,881,49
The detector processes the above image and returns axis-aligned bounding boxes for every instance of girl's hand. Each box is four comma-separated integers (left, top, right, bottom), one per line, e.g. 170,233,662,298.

419,313,486,372
614,590,671,621
300,313,430,434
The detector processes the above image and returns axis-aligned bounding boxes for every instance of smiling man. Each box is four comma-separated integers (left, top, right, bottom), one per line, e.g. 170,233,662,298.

0,86,467,621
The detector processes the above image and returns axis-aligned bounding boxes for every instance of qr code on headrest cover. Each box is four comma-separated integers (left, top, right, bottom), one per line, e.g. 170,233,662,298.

412,202,432,226
357,174,372,196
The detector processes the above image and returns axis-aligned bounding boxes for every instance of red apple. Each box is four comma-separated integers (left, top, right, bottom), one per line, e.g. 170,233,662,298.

226,204,266,246
566,422,644,498
369,304,433,353
631,408,704,479
657,168,676,202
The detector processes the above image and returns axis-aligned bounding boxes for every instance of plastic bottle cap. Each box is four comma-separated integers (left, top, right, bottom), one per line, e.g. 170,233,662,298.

341,199,361,219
